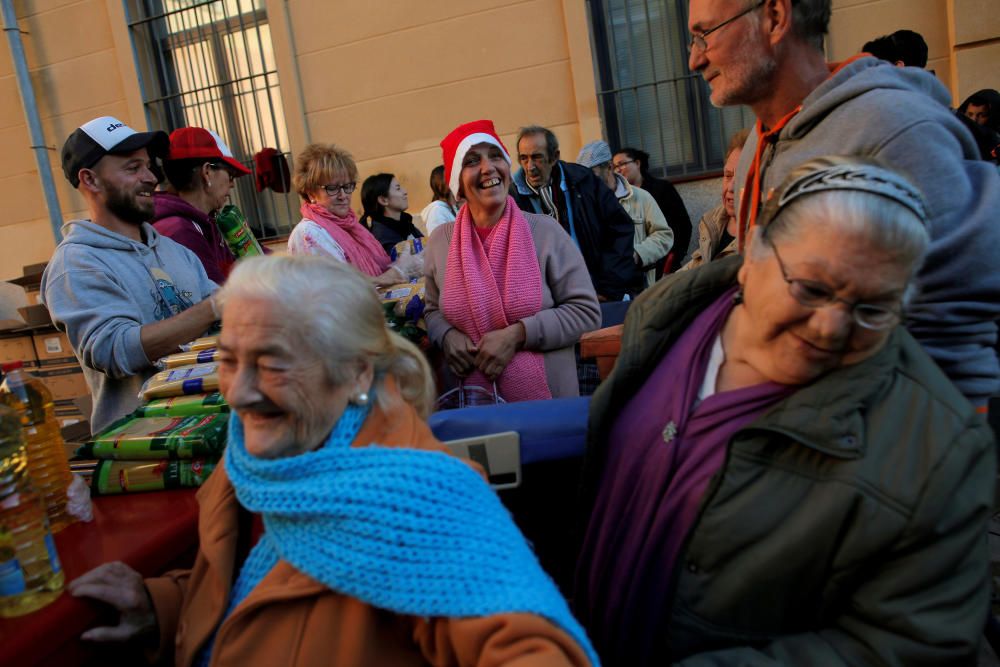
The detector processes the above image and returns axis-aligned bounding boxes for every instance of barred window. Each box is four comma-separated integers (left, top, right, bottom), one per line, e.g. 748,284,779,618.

587,0,755,178
126,0,297,238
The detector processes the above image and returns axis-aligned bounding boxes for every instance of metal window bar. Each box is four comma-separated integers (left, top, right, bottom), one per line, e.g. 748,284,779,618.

587,0,755,179
125,0,297,239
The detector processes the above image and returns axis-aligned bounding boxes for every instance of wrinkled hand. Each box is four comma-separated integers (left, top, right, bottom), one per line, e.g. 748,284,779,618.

475,323,525,381
443,329,478,378
372,266,405,289
392,251,424,280
68,561,157,642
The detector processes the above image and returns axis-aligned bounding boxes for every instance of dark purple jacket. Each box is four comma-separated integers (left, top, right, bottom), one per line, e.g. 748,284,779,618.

151,192,235,284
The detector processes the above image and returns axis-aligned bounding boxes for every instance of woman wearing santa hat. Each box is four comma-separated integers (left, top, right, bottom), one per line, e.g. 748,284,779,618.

423,120,601,402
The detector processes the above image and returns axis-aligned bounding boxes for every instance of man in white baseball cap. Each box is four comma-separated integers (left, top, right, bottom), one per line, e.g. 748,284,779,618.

41,116,220,431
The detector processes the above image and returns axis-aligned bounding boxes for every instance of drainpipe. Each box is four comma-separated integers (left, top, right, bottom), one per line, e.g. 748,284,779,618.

2,0,64,243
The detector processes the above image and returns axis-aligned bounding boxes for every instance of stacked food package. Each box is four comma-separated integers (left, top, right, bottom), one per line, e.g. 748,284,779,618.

77,335,229,495
379,238,428,347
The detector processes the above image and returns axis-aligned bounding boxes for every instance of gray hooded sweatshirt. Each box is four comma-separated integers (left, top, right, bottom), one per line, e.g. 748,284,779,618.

40,220,217,431
736,56,1000,405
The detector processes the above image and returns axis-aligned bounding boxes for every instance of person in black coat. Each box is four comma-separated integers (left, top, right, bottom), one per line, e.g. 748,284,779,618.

612,147,693,272
360,172,423,255
511,126,643,301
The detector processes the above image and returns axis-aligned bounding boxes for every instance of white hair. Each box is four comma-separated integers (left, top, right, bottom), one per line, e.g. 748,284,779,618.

217,255,434,417
752,189,930,305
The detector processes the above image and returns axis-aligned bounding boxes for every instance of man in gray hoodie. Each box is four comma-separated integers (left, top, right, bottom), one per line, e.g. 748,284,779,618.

41,117,219,431
687,0,1000,407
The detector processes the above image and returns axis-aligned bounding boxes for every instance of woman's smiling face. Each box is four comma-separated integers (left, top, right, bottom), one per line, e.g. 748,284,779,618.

736,223,909,386
459,142,511,216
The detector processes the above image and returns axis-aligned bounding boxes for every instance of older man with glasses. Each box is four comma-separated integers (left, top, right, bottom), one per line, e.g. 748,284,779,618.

685,0,1000,409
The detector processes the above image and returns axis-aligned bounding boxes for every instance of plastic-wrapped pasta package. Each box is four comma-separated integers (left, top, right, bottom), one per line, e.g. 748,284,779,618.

158,348,219,369
140,364,219,401
182,335,219,352
91,458,218,495
77,413,228,460
135,392,229,418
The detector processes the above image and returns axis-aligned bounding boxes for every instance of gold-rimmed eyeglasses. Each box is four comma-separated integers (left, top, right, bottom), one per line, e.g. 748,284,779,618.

688,0,766,54
768,239,902,331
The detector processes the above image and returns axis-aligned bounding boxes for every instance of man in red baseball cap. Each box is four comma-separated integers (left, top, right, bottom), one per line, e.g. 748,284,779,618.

42,116,219,431
152,127,252,282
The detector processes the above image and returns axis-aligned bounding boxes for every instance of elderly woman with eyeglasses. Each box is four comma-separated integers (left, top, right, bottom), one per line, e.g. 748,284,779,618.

287,143,406,288
67,255,597,666
574,157,995,666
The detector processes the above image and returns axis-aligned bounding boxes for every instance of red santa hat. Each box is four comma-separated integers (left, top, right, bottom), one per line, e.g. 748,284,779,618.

440,119,511,198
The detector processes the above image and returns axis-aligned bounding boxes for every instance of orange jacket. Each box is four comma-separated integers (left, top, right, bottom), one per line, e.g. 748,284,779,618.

145,387,591,667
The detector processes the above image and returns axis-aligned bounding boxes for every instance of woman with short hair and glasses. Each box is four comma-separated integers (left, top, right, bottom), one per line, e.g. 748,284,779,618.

575,156,994,665
612,147,692,271
288,143,404,287
153,126,251,283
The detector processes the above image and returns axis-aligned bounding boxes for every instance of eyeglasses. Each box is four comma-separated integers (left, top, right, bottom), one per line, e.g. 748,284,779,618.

688,0,766,54
612,158,636,171
768,240,902,331
323,182,357,196
207,163,236,183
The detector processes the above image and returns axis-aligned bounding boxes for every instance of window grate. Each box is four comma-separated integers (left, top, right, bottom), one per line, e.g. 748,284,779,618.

587,0,755,179
125,0,298,239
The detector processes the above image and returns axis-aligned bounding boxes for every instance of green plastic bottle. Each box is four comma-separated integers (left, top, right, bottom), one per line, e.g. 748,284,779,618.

215,204,264,258
0,404,64,618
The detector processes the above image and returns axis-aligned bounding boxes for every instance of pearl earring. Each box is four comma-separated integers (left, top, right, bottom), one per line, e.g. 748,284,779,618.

353,391,369,406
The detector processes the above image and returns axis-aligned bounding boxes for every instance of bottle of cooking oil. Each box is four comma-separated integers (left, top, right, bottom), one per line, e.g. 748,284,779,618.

0,361,75,532
0,403,64,617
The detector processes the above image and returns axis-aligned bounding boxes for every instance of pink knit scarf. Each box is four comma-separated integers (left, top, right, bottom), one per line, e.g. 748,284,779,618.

300,202,391,277
441,197,552,402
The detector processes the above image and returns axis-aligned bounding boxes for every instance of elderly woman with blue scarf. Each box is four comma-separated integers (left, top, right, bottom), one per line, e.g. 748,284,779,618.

68,255,596,666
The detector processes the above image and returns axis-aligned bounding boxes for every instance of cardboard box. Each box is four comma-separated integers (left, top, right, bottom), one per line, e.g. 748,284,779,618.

32,331,76,366
0,335,37,368
32,362,89,402
24,287,41,306
17,304,52,328
0,282,29,331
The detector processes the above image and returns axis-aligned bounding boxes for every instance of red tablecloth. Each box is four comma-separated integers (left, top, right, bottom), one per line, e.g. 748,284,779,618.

0,489,200,666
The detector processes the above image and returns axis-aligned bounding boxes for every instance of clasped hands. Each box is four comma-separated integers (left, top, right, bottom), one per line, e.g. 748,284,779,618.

442,323,526,381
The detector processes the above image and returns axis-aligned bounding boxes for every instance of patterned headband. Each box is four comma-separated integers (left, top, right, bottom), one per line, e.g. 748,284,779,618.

769,161,928,225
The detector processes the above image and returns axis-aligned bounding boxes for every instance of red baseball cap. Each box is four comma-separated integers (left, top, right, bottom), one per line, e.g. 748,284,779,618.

166,127,251,175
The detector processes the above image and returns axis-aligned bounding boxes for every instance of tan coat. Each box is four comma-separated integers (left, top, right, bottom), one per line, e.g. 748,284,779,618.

678,204,737,273
145,384,591,666
615,178,673,287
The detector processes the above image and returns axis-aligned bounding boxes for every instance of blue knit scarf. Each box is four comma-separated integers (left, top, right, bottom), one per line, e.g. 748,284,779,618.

198,403,598,666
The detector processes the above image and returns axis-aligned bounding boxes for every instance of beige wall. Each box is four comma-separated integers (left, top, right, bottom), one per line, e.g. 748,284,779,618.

0,0,144,280
830,0,1000,107
948,0,1000,104
828,0,954,96
269,0,602,216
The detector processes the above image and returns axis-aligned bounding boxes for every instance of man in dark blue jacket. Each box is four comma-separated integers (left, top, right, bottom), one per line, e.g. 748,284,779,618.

511,126,643,301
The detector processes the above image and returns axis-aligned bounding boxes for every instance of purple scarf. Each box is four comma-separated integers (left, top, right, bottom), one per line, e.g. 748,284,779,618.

576,287,795,665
